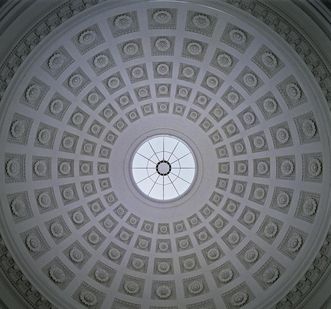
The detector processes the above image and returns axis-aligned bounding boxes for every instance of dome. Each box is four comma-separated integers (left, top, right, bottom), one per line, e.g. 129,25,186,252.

0,0,331,308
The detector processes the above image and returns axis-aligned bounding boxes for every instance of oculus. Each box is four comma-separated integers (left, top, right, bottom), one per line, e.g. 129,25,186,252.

131,135,196,201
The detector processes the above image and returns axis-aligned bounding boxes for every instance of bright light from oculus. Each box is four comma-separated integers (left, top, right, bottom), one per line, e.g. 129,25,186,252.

132,135,196,201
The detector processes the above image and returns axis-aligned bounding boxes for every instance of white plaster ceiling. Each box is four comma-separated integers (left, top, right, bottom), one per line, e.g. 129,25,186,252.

0,0,331,308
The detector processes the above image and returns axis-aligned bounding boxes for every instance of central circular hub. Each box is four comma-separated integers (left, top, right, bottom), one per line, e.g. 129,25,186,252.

156,160,171,176
131,134,196,201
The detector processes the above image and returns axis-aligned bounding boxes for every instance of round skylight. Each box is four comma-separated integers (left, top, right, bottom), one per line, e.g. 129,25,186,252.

131,135,196,201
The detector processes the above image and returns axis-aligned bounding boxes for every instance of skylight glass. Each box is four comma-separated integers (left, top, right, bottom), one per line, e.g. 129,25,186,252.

132,135,196,201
